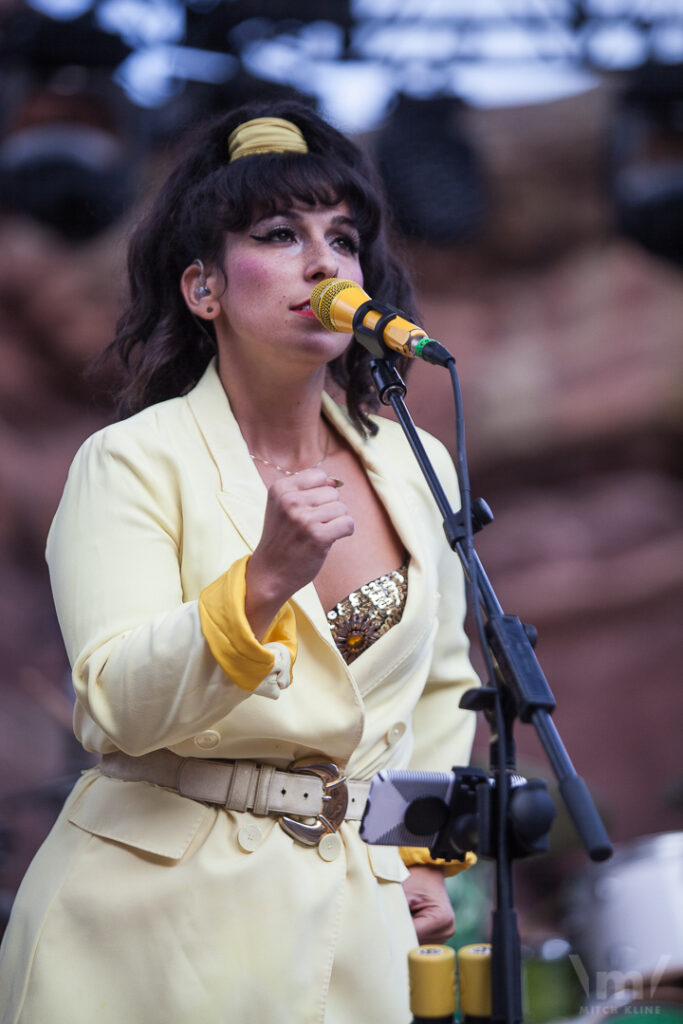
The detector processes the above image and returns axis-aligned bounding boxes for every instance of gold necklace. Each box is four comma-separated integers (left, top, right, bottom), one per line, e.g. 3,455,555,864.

249,433,330,477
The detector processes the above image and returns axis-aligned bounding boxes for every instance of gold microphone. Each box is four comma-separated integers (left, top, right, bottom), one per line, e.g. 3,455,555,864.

310,278,453,365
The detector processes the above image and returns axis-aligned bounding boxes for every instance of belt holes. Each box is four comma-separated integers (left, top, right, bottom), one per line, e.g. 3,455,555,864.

281,788,287,795
303,792,309,799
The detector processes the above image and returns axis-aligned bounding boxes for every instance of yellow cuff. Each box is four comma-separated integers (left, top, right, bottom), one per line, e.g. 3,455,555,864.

399,847,477,877
198,554,297,693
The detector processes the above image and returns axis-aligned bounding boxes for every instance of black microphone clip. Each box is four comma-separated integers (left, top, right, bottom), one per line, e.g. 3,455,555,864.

352,299,402,358
351,300,454,366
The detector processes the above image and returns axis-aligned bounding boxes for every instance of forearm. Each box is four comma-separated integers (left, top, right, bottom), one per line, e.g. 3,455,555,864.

244,551,294,640
72,601,252,755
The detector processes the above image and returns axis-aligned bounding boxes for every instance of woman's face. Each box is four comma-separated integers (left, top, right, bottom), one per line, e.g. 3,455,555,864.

212,198,364,372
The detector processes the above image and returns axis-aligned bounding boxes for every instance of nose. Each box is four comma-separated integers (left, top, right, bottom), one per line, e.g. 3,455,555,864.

305,238,339,282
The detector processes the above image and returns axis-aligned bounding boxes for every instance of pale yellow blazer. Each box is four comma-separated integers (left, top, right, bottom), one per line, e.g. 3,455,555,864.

0,360,478,1024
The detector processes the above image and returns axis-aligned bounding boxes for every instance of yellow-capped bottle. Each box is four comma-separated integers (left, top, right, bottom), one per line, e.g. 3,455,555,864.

458,943,492,1023
408,945,457,1024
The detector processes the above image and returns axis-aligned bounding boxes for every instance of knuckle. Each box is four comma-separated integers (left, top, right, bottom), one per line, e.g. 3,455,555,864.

309,521,330,544
299,467,327,487
269,477,290,497
280,490,301,513
290,506,312,530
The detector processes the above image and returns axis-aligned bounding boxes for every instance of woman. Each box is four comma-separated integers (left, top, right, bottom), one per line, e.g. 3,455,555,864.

0,100,478,1024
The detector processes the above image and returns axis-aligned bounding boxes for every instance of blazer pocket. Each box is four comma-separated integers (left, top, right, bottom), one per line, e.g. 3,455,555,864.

68,772,213,861
366,843,410,884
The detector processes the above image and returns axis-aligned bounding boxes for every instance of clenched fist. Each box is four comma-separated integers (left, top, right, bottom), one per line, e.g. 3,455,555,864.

245,468,355,638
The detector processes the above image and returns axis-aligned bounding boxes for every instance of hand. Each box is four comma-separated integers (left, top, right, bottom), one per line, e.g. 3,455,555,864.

402,865,455,945
246,468,354,637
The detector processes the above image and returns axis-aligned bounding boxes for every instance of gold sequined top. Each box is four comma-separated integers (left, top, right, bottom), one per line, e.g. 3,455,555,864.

327,558,409,664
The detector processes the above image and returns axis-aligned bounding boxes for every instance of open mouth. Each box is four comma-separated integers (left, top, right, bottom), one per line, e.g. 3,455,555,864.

291,301,312,311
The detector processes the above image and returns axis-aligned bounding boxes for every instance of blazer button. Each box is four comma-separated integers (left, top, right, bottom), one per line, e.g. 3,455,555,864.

238,825,262,853
386,722,407,746
318,833,342,862
194,730,220,750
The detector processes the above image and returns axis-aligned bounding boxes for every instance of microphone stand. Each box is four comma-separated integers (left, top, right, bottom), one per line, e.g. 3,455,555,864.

367,353,612,1024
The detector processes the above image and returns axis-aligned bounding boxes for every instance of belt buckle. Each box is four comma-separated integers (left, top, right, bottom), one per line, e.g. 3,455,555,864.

279,757,348,847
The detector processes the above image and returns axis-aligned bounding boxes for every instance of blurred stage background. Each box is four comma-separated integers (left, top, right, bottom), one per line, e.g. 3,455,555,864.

0,0,681,1014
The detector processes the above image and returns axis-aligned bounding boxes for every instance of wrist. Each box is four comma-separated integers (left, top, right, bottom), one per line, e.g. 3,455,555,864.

244,553,291,639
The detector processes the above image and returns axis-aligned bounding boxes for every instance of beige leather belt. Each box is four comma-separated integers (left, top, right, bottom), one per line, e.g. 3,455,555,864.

100,750,370,847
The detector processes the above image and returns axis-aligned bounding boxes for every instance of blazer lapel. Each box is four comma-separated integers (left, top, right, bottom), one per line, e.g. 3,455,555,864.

186,359,266,551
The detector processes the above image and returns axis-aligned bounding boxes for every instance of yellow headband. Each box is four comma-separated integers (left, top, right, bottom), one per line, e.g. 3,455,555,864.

228,117,308,162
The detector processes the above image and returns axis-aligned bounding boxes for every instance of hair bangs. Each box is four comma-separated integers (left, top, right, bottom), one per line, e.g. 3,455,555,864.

223,152,381,244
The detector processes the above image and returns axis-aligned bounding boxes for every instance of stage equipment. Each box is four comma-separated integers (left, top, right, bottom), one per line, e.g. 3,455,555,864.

330,301,614,1024
408,945,457,1023
611,66,683,267
376,97,486,245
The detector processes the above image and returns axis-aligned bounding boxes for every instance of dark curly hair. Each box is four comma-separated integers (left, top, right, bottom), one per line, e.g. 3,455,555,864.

107,98,418,434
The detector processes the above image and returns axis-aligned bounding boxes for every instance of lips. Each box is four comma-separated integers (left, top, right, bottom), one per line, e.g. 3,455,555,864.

291,300,319,320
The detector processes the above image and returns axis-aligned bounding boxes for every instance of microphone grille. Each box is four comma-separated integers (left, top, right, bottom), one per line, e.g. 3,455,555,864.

310,278,357,330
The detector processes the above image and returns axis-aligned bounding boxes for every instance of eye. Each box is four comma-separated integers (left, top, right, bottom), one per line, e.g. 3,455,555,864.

250,225,298,244
332,232,360,255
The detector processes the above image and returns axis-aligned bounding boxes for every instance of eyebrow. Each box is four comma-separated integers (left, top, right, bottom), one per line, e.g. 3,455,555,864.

254,208,360,232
